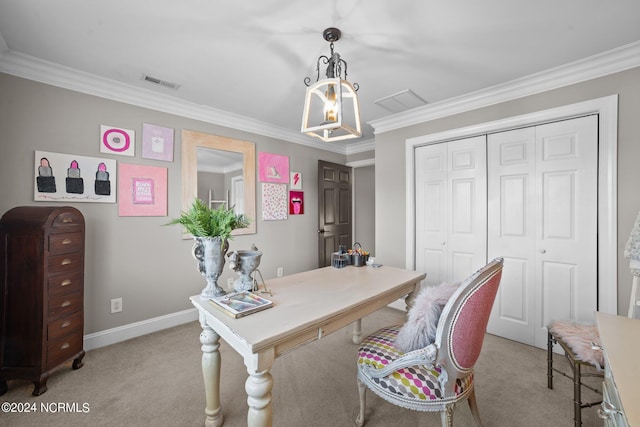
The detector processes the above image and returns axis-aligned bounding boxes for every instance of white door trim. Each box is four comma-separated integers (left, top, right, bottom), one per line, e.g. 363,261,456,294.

405,94,618,314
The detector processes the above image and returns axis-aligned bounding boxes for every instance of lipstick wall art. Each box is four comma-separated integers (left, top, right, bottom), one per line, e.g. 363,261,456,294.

34,151,116,203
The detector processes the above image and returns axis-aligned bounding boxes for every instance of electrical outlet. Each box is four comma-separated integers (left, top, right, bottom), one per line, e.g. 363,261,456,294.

110,297,123,314
277,267,284,277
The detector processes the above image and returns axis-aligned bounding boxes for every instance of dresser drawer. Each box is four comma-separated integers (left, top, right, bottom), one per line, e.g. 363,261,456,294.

48,291,82,318
46,331,83,369
602,376,629,426
48,271,83,296
48,252,83,274
48,232,83,254
47,311,83,341
52,210,83,230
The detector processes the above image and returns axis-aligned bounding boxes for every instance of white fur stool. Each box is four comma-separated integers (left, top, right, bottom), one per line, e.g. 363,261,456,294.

547,321,604,427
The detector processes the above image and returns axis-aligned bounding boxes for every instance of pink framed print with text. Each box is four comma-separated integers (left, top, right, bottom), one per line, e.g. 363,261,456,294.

118,163,167,216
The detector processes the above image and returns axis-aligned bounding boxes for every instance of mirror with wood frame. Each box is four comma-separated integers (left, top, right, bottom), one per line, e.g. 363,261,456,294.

181,129,256,236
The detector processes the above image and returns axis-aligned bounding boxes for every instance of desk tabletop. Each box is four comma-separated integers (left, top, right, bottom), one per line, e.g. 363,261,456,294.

191,265,425,355
595,312,640,425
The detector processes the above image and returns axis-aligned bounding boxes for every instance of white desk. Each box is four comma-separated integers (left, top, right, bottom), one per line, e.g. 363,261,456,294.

190,265,425,427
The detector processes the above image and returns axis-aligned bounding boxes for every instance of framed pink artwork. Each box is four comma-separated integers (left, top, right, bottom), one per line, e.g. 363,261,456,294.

100,125,135,157
118,163,168,216
141,123,174,162
262,183,287,220
34,150,116,203
290,172,302,189
258,152,289,183
289,191,304,215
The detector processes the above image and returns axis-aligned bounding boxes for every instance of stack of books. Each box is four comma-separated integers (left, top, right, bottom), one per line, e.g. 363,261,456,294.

209,291,273,318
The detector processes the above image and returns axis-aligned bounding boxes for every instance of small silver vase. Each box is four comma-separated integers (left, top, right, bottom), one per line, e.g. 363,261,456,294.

192,236,229,300
227,250,263,292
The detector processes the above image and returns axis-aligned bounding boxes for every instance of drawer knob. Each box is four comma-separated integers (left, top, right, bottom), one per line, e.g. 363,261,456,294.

61,258,72,266
62,238,72,245
597,401,622,419
61,321,71,328
60,279,72,287
60,342,70,350
61,300,71,308
62,217,73,223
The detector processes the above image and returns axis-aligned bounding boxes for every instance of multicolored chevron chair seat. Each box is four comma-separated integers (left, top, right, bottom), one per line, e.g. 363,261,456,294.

356,258,504,427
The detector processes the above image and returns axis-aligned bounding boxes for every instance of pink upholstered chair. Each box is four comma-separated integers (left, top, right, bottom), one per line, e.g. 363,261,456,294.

356,258,504,427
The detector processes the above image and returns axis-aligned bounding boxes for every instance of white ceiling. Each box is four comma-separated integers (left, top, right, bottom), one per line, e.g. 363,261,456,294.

1,0,640,146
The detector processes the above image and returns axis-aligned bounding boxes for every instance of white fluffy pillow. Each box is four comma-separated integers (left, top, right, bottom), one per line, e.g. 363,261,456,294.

394,282,460,353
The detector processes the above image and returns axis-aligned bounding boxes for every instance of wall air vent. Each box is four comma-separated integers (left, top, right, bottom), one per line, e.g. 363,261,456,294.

142,74,180,90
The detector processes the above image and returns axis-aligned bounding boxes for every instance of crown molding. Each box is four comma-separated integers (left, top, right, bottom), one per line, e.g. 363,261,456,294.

346,158,375,168
369,40,640,134
0,49,356,155
344,138,375,155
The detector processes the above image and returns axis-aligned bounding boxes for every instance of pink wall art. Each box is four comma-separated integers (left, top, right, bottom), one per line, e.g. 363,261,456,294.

141,123,174,162
290,172,302,190
289,191,304,215
258,152,289,183
34,150,116,203
261,183,287,220
118,163,168,216
100,125,135,157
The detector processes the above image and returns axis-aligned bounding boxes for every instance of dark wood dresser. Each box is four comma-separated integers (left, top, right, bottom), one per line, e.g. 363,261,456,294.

0,206,85,396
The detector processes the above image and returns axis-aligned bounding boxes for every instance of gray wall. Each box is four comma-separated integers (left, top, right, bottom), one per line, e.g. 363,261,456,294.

375,66,640,314
353,165,375,257
0,73,346,334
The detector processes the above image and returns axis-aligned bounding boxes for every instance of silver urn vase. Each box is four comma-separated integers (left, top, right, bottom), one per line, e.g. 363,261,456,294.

227,250,263,292
192,236,229,300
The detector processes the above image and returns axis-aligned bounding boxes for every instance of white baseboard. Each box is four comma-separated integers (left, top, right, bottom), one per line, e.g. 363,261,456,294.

83,308,199,351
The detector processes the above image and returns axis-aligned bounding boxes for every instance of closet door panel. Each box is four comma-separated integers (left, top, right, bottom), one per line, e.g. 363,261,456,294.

447,136,487,280
534,116,598,347
415,136,486,287
497,257,528,323
420,249,446,285
488,115,598,349
488,127,537,343
415,141,447,287
451,251,476,284
542,261,577,322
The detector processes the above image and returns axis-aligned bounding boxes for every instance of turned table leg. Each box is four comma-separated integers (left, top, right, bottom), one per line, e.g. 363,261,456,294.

245,350,275,427
245,369,273,426
352,319,363,344
200,316,223,427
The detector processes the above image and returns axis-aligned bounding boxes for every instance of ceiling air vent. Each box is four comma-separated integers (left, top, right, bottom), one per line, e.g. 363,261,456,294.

142,74,180,90
374,89,427,113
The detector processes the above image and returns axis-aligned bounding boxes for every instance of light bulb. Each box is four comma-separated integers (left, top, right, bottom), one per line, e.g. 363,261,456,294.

323,84,338,123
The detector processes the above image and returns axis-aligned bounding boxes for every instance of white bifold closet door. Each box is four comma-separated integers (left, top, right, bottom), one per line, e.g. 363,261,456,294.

486,115,598,349
415,135,487,288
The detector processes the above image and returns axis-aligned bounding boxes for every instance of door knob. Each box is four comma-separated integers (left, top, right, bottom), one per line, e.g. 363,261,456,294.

539,249,546,254
441,241,446,245
318,229,325,234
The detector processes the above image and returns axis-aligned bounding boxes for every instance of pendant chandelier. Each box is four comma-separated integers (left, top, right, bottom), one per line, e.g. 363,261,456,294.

301,27,362,142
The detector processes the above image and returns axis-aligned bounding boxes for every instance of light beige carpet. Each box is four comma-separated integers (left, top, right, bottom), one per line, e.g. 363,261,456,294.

2,307,602,426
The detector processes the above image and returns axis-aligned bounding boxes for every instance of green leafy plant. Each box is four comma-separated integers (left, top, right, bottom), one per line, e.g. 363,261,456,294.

166,198,249,240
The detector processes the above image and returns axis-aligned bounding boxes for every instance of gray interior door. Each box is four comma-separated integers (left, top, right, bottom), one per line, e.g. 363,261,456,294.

318,160,352,267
